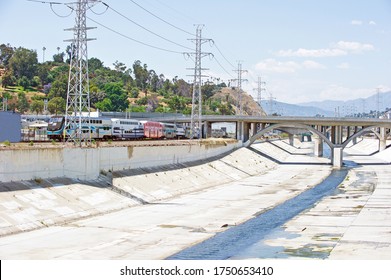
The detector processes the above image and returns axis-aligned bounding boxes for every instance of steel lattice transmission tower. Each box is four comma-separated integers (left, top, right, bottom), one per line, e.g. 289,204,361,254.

255,76,266,107
232,62,247,115
64,0,96,144
187,25,212,139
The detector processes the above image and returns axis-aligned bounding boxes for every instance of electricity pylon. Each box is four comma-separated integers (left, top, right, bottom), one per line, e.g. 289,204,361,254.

186,25,212,139
64,0,96,145
232,62,247,115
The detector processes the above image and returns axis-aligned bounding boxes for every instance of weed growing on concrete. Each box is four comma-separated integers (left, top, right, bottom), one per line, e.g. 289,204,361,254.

34,177,42,184
29,141,34,146
2,140,10,146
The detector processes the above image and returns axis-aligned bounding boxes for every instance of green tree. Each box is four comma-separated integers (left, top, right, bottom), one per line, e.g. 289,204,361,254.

88,57,104,73
17,76,30,90
132,60,149,92
30,99,44,114
52,52,65,63
0,43,14,68
17,92,29,113
95,97,113,112
113,60,127,72
48,78,67,99
167,95,189,112
1,70,15,88
8,47,38,80
102,82,129,111
48,97,66,114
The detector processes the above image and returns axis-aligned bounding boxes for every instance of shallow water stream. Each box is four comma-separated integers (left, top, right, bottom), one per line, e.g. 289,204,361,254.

168,165,349,260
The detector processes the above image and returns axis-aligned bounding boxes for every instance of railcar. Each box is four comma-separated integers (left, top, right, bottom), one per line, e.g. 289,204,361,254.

141,120,164,139
161,122,177,139
111,118,144,140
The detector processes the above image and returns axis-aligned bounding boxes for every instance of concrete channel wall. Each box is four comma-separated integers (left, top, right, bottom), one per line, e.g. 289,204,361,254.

0,140,241,183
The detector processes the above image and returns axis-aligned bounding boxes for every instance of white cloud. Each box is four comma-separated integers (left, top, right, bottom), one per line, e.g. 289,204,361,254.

337,62,350,69
255,59,326,73
277,48,346,58
302,60,326,69
369,20,377,25
276,41,374,58
351,20,363,25
334,41,374,52
255,59,300,73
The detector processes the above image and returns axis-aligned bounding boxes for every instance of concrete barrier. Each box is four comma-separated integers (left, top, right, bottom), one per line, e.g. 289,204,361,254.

0,140,241,183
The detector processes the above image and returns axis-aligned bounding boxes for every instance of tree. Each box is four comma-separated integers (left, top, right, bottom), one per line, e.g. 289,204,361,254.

132,60,149,92
95,97,112,111
17,92,29,113
8,47,38,80
1,70,15,88
18,76,30,90
48,78,67,99
100,82,129,111
88,57,104,73
0,43,14,68
113,60,127,72
167,95,189,112
48,97,66,114
53,52,65,63
30,99,44,114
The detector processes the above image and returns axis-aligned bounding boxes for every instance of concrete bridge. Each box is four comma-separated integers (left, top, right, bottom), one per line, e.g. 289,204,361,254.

155,115,391,168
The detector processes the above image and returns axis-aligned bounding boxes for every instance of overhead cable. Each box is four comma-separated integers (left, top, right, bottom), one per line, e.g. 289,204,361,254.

102,2,193,51
128,0,194,36
87,16,184,54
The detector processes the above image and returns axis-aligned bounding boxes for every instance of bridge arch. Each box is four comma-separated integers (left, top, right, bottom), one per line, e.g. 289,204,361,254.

247,123,334,149
342,125,386,149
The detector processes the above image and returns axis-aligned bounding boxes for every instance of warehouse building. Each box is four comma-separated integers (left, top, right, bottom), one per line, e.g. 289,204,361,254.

0,111,21,142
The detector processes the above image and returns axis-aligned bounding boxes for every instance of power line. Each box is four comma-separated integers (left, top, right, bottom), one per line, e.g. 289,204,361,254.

213,56,235,79
103,2,193,51
87,16,184,54
128,0,194,36
213,43,236,69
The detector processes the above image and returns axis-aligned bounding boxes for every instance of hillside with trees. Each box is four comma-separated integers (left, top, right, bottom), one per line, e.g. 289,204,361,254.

0,43,265,116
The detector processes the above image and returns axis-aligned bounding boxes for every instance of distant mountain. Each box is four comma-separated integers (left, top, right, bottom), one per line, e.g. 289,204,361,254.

260,100,334,117
260,91,391,117
298,91,391,115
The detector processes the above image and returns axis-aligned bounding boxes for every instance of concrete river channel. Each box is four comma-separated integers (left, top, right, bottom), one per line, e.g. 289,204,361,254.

168,165,349,260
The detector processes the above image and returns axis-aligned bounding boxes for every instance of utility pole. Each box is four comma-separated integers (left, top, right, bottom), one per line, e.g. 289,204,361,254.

44,99,48,115
64,0,96,145
186,24,212,139
42,47,46,63
231,62,248,115
2,97,7,111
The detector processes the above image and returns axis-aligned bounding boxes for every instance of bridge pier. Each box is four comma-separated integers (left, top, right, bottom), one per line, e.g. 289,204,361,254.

332,146,343,168
379,127,387,151
289,134,294,146
314,136,323,157
203,121,212,138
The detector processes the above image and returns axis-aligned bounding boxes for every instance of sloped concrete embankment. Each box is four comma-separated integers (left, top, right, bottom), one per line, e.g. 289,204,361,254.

0,141,292,237
0,140,240,182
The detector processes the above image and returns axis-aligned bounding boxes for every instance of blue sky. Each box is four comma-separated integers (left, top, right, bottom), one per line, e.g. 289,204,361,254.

1,0,390,104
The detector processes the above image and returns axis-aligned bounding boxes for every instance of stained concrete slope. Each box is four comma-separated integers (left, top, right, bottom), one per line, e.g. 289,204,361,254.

0,140,335,259
0,141,278,237
258,140,391,259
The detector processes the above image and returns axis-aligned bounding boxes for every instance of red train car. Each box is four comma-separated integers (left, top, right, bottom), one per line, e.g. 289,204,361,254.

141,121,164,139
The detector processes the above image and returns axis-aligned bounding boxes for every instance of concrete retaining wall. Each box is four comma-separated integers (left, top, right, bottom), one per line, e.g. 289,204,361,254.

0,141,241,182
